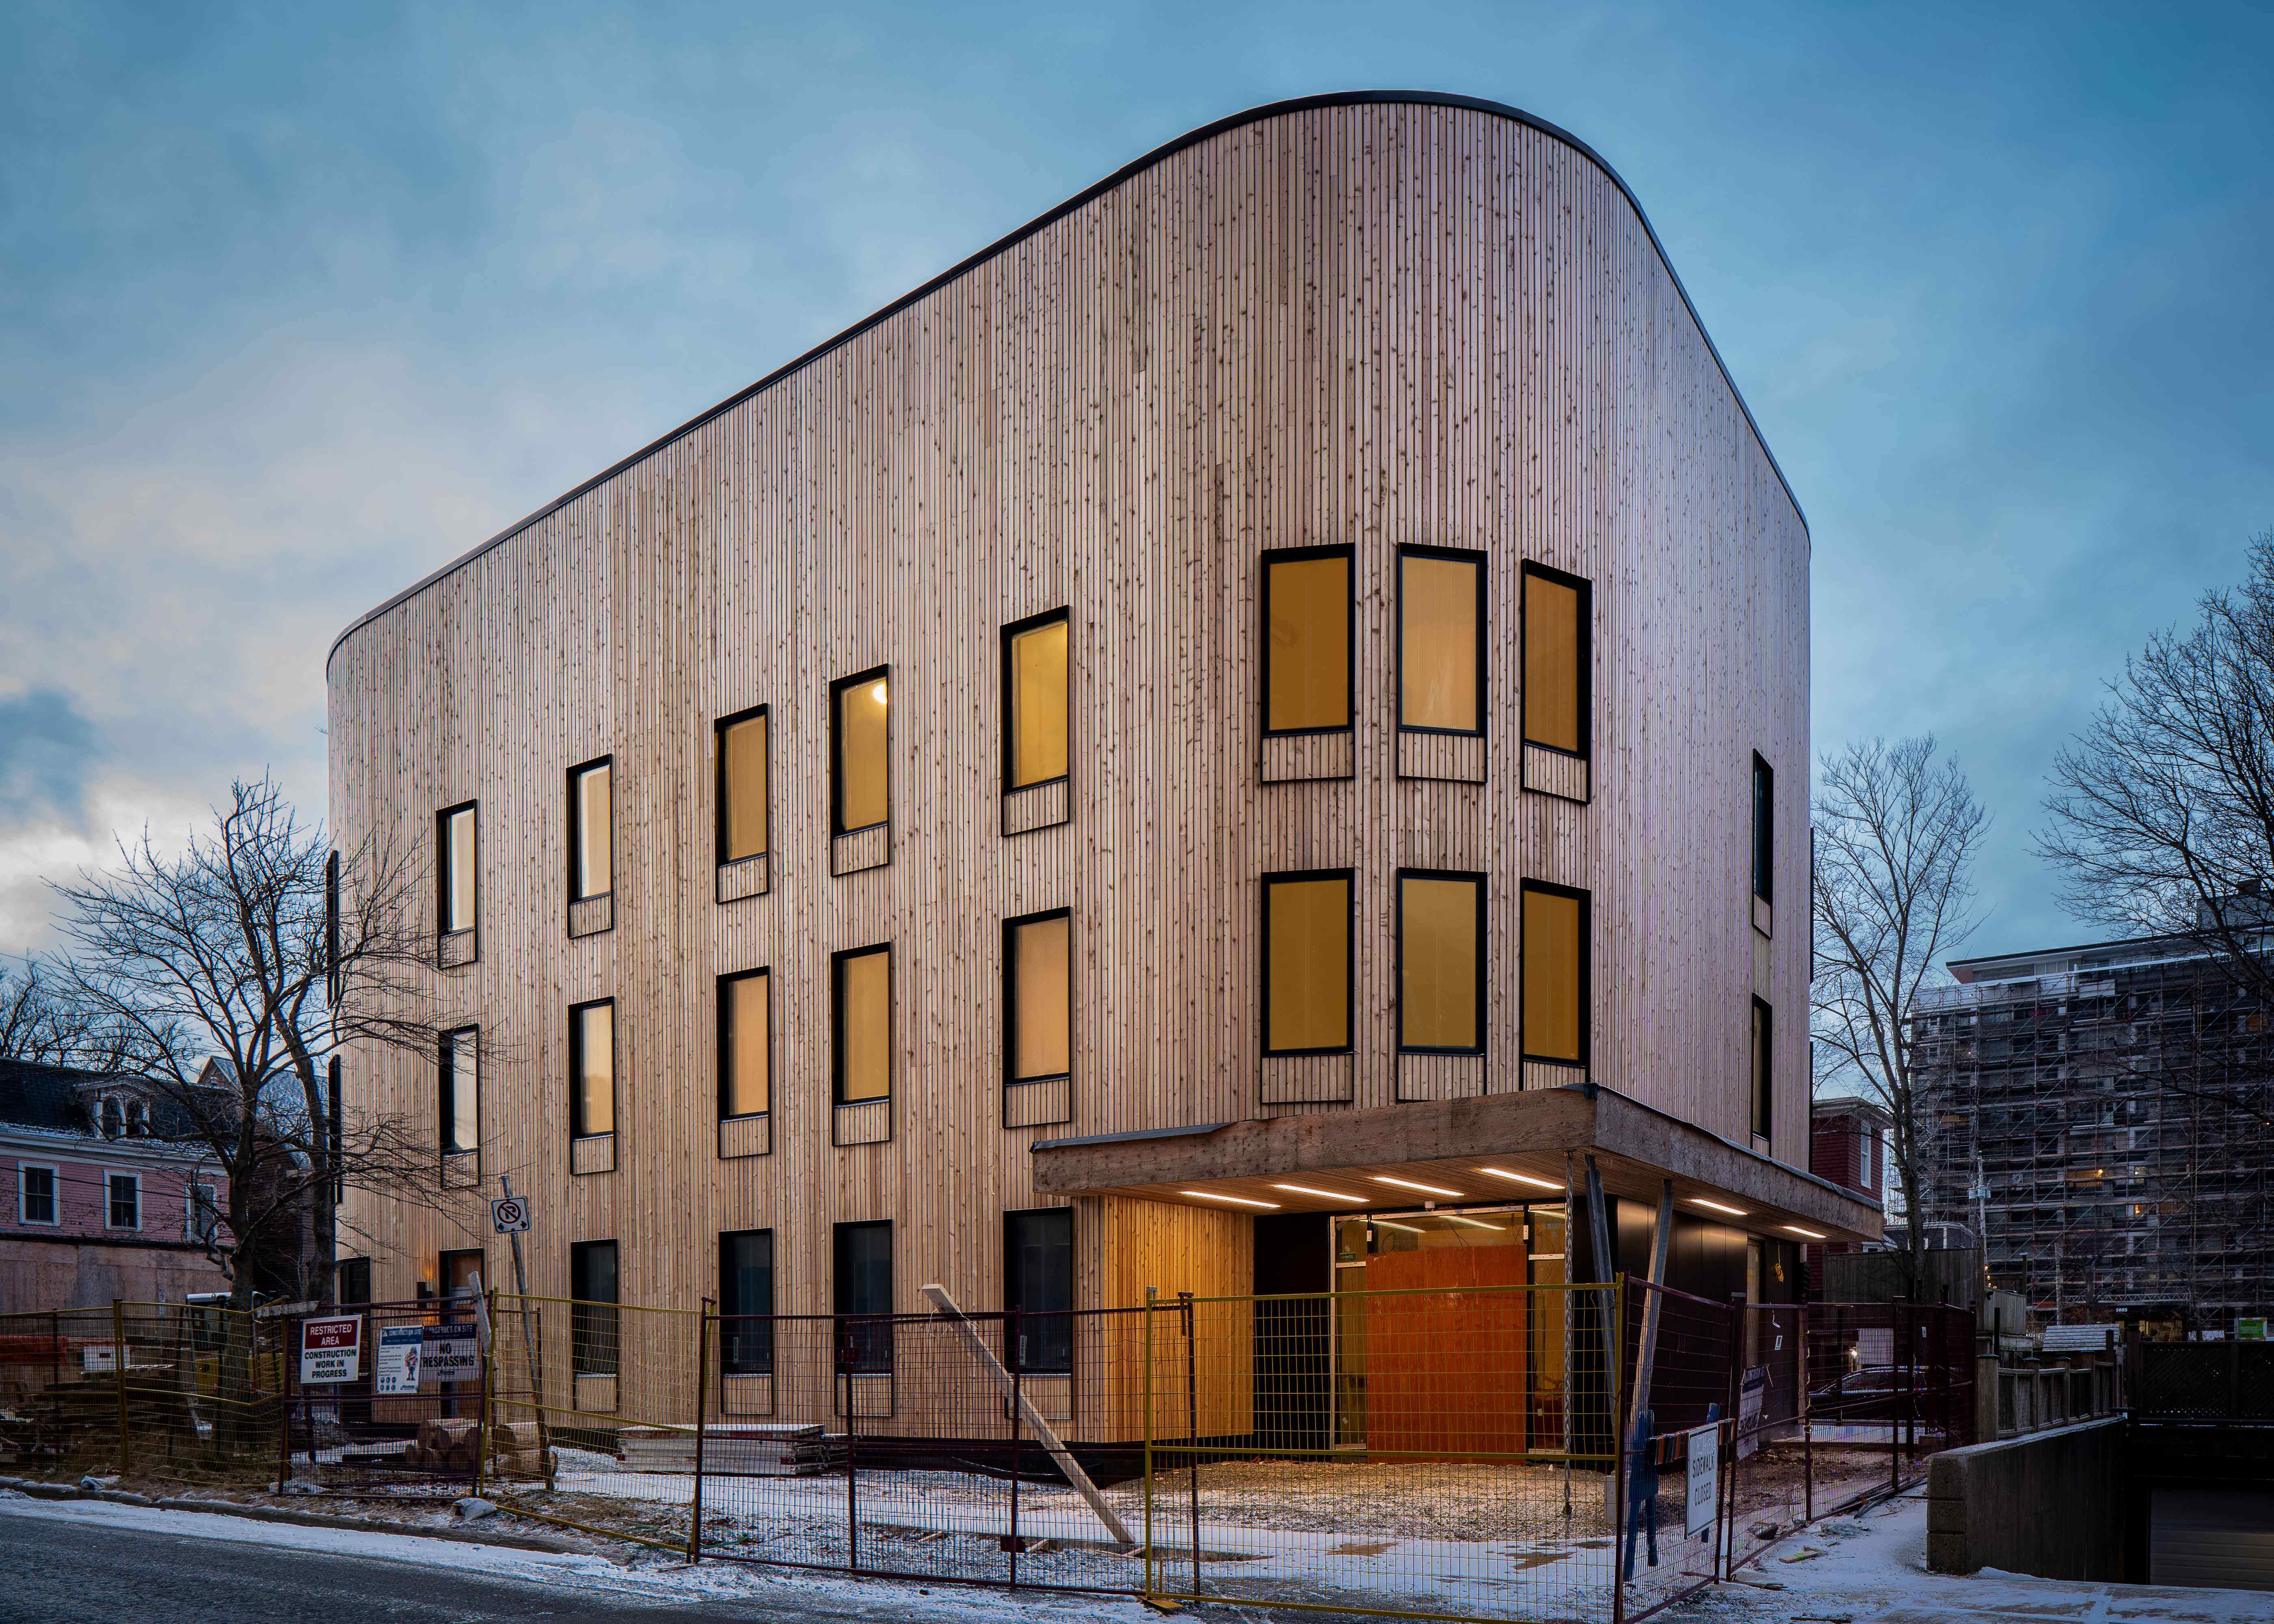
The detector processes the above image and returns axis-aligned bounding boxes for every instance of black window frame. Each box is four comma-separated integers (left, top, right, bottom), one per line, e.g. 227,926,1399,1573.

832,1219,894,1374
1752,754,1775,904
1520,562,1593,759
1519,877,1593,1070
1260,544,1356,739
1395,545,1487,738
1752,997,1774,1144
438,1024,480,1155
337,1256,372,1306
720,1228,776,1376
828,666,892,837
19,1163,58,1226
435,799,479,944
1394,868,1488,1055
568,997,616,1141
717,966,771,1122
106,1171,140,1231
1003,1208,1074,1374
1003,906,1073,1089
569,1239,620,1376
830,943,893,1106
1260,867,1357,1057
566,755,614,903
1000,607,1072,793
714,704,770,866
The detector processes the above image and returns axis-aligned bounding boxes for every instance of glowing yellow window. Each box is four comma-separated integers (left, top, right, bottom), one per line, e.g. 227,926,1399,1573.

1265,872,1352,1053
718,710,768,863
439,804,477,933
571,999,614,1137
1523,568,1589,756
1521,884,1586,1065
1006,615,1069,790
833,671,889,834
1400,551,1483,732
1008,911,1071,1082
1265,551,1352,733
1400,873,1483,1052
835,946,891,1103
571,760,612,899
721,969,769,1119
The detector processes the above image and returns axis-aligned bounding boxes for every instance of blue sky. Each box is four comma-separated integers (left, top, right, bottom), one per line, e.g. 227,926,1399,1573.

2,0,2270,957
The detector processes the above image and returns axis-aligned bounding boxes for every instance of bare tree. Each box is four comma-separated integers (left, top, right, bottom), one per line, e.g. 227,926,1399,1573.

43,775,449,1309
1811,736,1991,1289
2037,530,2274,1126
0,958,131,1068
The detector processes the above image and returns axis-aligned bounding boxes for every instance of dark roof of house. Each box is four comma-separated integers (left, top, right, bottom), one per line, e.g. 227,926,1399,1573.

0,1057,106,1133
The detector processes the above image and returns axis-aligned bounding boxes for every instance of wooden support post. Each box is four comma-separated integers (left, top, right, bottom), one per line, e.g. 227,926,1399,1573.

688,1296,712,1564
1626,1180,1674,1433
921,1283,1136,1551
112,1298,130,1481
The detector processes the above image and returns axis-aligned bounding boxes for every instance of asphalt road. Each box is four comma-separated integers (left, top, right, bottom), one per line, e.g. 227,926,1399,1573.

0,1500,1070,1624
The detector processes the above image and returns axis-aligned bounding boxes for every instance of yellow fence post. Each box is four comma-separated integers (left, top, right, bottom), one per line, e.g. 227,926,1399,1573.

111,1298,130,1480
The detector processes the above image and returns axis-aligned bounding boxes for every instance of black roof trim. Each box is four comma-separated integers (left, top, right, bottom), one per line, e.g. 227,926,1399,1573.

1029,1121,1230,1153
329,89,1805,673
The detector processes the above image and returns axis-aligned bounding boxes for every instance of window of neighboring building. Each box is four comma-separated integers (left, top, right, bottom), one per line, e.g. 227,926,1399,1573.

19,1164,57,1226
831,668,890,836
125,1101,148,1138
1399,547,1484,734
1522,564,1590,756
439,1026,479,1155
1262,547,1353,734
1752,998,1773,1145
438,801,478,936
337,1256,371,1304
569,759,613,901
99,1096,123,1139
188,1181,220,1243
325,849,341,1004
1003,610,1070,790
1521,881,1589,1067
1263,870,1353,1055
719,968,770,1120
833,1220,893,1373
1005,909,1071,1086
720,1229,775,1376
570,999,615,1139
1752,754,1774,904
1004,1209,1073,1373
1398,870,1485,1053
107,1172,140,1231
716,707,769,865
569,1240,619,1375
832,945,892,1104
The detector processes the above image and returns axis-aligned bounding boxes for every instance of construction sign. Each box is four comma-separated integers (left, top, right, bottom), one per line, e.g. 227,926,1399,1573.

298,1315,363,1384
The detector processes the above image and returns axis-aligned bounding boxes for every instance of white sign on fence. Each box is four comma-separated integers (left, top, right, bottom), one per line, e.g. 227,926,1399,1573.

423,1323,479,1382
80,1344,117,1373
298,1315,363,1384
1685,1422,1720,1538
1736,1366,1766,1461
376,1326,422,1395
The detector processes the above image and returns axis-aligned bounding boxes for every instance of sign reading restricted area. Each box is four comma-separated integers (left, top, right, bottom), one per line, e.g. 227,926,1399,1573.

298,1315,363,1384
1685,1422,1720,1538
376,1326,422,1395
423,1323,480,1382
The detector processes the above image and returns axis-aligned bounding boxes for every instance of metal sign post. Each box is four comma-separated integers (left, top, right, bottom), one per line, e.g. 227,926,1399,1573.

497,1174,554,1491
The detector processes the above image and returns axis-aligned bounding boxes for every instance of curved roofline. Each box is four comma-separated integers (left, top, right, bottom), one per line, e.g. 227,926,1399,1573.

329,89,1805,673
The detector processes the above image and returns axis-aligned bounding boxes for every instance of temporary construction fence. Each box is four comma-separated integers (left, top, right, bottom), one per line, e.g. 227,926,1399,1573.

3,1284,1978,1623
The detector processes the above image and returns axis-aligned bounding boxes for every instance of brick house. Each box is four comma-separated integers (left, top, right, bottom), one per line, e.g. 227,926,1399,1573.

1806,1094,1891,1287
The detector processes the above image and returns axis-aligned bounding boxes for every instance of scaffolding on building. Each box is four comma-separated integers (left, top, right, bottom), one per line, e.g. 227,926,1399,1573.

1909,938,2274,1328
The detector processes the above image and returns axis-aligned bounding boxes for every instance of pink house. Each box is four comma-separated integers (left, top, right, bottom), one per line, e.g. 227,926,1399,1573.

0,1059,230,1313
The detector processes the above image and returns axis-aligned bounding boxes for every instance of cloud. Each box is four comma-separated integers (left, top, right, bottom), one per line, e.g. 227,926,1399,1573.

0,688,100,826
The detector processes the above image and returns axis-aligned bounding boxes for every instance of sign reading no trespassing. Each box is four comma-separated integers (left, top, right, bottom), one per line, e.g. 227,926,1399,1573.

298,1315,363,1384
1684,1423,1720,1538
423,1323,480,1383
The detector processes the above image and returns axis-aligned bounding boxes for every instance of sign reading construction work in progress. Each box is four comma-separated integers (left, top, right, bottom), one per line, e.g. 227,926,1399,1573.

1685,1423,1720,1538
376,1326,422,1395
422,1323,480,1383
298,1315,363,1384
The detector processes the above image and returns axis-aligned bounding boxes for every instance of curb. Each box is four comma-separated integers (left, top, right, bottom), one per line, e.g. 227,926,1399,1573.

0,1475,625,1563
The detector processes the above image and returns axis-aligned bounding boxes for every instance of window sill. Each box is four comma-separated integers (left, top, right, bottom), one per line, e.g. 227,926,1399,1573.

1753,894,1773,938
1002,778,1070,836
437,929,478,969
833,1098,891,1147
1520,1058,1587,1091
718,1113,770,1160
1005,1076,1072,1129
1260,1051,1353,1106
1262,731,1354,784
720,1372,775,1416
1397,730,1486,784
441,1150,481,1189
718,853,770,904
831,825,890,877
570,1133,616,1175
1397,1050,1486,1104
573,1372,618,1413
1522,743,1590,803
568,894,614,937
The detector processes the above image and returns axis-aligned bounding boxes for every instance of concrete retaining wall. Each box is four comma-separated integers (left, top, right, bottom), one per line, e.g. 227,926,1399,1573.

1926,1416,2125,1580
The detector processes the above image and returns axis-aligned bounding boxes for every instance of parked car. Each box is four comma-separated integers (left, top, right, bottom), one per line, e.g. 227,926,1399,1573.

1809,1365,1911,1419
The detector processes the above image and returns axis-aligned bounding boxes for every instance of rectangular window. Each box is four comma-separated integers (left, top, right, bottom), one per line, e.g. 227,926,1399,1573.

439,1026,479,1154
437,802,477,935
719,968,770,1120
190,1182,220,1243
19,1164,57,1225
831,668,890,835
1752,754,1775,904
569,758,613,900
720,1229,775,1376
1006,909,1071,1084
1752,998,1773,1144
1004,1209,1073,1373
1522,565,1590,756
1521,881,1589,1067
1003,610,1070,790
107,1172,140,1231
716,708,769,864
1263,547,1353,734
833,1220,893,1373
441,1246,484,1305
1398,870,1485,1053
1263,870,1353,1055
1399,547,1484,733
569,1240,619,1376
337,1257,372,1305
570,999,615,1138
832,945,892,1104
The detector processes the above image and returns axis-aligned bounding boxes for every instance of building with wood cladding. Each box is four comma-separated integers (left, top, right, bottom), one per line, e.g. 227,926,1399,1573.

328,93,1877,1427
